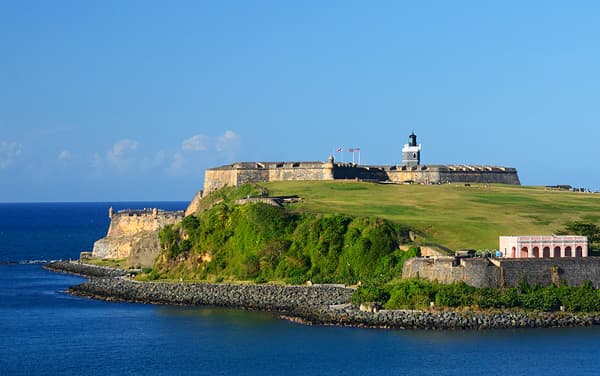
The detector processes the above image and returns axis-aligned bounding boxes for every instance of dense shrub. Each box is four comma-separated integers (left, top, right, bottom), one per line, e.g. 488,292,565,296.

352,278,600,313
156,188,411,284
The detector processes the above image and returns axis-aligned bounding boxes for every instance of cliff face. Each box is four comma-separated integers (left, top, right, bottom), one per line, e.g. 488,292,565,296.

92,208,184,267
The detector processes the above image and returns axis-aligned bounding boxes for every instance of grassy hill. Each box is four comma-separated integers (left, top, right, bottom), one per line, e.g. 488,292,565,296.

261,181,600,251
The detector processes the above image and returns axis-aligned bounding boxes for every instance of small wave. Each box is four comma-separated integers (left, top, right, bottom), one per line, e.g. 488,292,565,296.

0,259,68,265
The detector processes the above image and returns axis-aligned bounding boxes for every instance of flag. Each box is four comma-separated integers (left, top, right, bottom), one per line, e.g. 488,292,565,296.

348,148,354,152
335,147,342,152
355,148,360,152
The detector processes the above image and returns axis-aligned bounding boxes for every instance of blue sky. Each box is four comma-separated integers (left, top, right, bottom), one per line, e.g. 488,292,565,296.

1,1,599,202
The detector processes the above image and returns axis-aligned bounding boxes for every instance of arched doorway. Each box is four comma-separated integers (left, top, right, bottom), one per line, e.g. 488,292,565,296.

511,246,516,258
553,246,561,258
575,246,583,257
543,247,550,258
564,246,572,257
532,247,540,258
520,247,529,258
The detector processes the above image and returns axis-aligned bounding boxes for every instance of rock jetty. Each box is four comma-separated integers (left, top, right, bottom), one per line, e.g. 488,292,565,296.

68,276,354,311
46,261,600,330
300,306,600,330
44,261,128,278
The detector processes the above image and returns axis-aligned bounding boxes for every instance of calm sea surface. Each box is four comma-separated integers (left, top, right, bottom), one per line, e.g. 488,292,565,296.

1,203,599,375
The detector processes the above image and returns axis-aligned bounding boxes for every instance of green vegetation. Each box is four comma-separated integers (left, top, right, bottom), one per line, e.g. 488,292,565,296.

153,185,412,283
146,182,600,312
263,181,600,250
82,257,128,269
352,278,600,313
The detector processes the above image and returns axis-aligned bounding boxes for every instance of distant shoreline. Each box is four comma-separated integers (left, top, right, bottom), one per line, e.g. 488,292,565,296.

45,261,600,330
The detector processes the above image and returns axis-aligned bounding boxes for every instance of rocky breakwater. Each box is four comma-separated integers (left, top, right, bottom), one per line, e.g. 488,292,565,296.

68,277,355,313
44,261,128,278
298,305,600,330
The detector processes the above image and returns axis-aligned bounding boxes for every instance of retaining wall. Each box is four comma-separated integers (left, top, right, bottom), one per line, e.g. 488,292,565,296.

403,257,600,288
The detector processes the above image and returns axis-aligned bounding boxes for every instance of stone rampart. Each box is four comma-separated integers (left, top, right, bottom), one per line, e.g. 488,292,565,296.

106,209,183,238
203,161,335,194
92,208,184,265
403,257,600,288
403,257,500,288
500,258,600,288
202,161,520,194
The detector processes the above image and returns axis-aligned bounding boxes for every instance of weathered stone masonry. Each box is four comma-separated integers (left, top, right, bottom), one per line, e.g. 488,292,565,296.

201,160,520,195
403,257,600,288
92,208,184,263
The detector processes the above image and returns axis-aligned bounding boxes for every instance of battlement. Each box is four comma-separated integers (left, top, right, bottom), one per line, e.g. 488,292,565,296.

201,160,520,194
209,161,328,170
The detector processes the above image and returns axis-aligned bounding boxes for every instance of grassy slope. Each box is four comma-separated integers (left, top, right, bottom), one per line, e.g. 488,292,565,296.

261,181,600,250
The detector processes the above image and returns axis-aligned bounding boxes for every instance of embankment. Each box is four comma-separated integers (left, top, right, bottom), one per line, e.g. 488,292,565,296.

44,261,128,278
68,277,354,311
47,262,600,330
302,306,600,330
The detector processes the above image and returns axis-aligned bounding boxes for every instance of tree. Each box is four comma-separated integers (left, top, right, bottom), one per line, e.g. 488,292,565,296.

558,222,600,244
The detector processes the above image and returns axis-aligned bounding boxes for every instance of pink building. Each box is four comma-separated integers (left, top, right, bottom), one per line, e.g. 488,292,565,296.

499,235,588,258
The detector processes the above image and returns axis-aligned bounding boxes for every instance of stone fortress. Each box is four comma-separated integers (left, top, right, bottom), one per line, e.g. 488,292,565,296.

199,133,520,195
89,132,600,288
91,207,184,267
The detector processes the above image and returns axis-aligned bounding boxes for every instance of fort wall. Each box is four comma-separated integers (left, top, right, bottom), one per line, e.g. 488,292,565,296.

402,257,500,288
92,209,184,266
201,161,520,194
203,161,335,194
403,257,600,288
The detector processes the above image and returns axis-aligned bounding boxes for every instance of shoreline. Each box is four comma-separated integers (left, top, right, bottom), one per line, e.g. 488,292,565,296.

45,261,600,330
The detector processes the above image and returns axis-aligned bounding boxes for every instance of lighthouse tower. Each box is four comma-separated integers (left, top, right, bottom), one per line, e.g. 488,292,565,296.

402,132,421,167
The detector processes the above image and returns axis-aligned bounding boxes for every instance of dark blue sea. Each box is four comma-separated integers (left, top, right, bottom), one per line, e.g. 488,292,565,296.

1,203,599,375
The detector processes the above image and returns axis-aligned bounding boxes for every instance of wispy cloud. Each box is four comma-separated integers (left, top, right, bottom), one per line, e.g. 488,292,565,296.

57,150,72,161
92,139,139,174
182,135,210,152
0,141,24,169
181,130,241,157
166,152,186,176
216,130,241,156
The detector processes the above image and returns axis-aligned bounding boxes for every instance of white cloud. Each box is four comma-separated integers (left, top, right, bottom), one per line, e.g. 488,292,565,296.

216,130,241,154
92,139,139,174
108,139,138,161
182,134,210,152
57,150,72,161
181,130,241,157
0,141,24,169
166,152,186,176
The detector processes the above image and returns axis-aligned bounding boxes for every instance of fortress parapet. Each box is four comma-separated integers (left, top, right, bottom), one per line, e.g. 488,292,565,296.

201,161,520,194
204,160,335,193
92,207,184,263
198,133,520,195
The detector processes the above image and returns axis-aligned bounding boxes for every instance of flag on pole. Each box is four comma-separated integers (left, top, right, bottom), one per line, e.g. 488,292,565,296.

335,147,342,152
348,148,354,153
355,148,360,152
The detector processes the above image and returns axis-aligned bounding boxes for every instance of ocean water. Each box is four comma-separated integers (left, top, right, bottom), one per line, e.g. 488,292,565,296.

1,203,599,375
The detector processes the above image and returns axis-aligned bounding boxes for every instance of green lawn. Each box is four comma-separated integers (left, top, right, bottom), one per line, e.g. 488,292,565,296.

261,181,600,251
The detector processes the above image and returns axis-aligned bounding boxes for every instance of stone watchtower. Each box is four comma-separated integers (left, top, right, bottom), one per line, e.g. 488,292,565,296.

402,132,421,166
